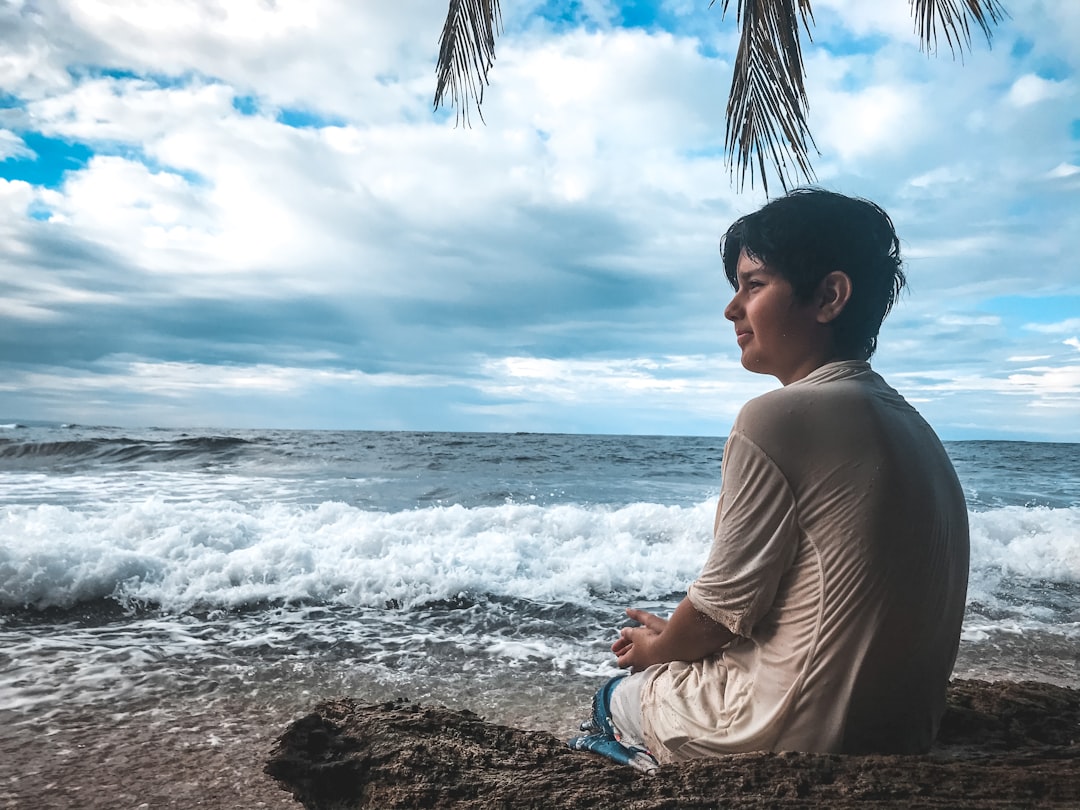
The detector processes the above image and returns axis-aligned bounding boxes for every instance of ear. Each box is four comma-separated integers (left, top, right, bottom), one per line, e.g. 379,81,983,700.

816,271,852,324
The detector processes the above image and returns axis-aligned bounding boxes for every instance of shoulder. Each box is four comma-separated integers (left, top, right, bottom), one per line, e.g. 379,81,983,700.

732,363,900,461
732,382,817,441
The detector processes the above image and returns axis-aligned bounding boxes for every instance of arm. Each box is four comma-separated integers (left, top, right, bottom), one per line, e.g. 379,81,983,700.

611,597,735,673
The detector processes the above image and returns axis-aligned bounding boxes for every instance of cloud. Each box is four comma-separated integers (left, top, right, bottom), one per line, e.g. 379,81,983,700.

0,0,1078,440
1006,74,1071,107
1025,319,1080,335
936,315,1002,328
814,82,925,163
811,0,917,41
0,130,34,160
1046,163,1080,180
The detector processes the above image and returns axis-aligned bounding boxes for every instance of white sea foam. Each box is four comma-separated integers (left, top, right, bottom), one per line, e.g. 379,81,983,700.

962,506,1080,644
2,498,1077,621
0,498,715,611
3,499,1078,717
968,506,1080,582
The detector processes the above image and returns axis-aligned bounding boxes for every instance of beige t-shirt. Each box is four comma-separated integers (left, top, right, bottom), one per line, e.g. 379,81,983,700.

640,360,969,761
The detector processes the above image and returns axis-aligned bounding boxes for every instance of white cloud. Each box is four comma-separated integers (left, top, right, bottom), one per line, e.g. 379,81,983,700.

1,0,1079,439
894,365,1080,399
937,314,1001,327
0,177,38,214
908,165,972,189
814,83,925,162
904,236,1001,260
1046,163,1080,179
1006,73,1071,107
0,299,61,322
1025,319,1080,335
0,360,453,399
478,354,774,424
812,0,919,41
0,129,33,160
1005,365,1080,395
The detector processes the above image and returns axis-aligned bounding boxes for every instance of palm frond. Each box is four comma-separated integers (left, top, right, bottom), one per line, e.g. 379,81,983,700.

715,0,817,194
434,0,503,126
911,0,1009,58
430,0,1006,194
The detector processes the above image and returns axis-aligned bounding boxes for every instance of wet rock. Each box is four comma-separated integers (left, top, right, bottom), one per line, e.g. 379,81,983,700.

266,680,1080,808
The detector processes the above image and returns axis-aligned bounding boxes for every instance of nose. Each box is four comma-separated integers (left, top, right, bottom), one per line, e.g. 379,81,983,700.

724,292,740,322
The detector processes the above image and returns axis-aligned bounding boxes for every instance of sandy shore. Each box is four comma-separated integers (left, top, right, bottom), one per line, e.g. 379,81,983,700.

5,679,1078,809
1,700,299,810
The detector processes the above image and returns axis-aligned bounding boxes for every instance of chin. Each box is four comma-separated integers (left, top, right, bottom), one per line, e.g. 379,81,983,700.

740,355,765,375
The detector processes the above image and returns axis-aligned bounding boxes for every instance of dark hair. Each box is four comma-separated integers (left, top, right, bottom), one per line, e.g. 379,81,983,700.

721,187,905,361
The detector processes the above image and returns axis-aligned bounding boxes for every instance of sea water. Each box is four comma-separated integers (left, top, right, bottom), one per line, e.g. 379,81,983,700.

1,424,1077,735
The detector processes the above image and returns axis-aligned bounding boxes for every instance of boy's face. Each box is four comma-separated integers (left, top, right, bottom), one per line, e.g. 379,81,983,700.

724,250,833,385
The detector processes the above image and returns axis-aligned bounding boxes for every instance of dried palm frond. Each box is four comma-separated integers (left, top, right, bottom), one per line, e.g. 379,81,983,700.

434,0,503,126
716,0,1007,192
431,0,1008,194
912,0,1009,57
716,0,816,194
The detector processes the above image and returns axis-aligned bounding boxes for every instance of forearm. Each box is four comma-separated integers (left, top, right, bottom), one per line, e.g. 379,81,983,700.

648,597,735,664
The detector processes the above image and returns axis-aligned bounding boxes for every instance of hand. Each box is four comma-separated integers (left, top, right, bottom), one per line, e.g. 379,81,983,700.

611,608,669,672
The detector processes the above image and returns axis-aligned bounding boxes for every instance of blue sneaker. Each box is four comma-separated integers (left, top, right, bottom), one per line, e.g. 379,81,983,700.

567,676,660,775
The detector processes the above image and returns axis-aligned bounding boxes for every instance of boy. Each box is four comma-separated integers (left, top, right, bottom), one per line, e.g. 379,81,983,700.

571,188,969,768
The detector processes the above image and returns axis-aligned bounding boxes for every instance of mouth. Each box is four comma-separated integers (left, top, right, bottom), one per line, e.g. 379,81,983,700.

735,330,752,346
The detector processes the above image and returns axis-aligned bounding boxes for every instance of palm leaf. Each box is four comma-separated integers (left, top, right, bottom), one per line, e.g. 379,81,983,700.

717,0,1006,193
912,0,1009,57
715,0,816,194
431,1,1007,193
434,0,503,125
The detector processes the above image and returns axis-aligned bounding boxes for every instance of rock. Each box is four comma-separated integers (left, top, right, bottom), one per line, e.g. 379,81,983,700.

265,679,1080,808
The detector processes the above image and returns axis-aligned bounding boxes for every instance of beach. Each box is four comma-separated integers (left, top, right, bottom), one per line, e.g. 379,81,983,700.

4,678,1078,809
1,696,295,809
2,426,1078,807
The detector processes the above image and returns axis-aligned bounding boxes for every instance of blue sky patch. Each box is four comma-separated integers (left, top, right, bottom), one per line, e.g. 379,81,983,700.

27,202,52,221
1010,38,1033,60
233,95,260,116
0,133,92,188
1029,59,1072,83
276,108,347,129
0,133,207,189
618,1,662,30
78,66,142,82
67,65,199,90
818,31,890,60
682,145,726,159
95,142,207,187
986,294,1080,326
529,0,604,33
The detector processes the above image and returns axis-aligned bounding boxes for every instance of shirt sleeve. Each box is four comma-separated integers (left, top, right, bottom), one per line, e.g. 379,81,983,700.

687,428,800,638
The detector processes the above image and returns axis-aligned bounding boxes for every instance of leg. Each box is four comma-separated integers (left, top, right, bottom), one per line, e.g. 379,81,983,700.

608,670,649,747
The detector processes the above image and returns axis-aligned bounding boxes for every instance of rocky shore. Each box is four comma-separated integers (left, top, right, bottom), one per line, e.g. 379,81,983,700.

266,679,1080,809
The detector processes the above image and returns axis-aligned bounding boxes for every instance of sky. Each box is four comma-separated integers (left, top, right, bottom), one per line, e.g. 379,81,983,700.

0,0,1078,440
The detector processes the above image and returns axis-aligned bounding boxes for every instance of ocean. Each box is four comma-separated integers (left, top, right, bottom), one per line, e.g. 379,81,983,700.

1,424,1078,742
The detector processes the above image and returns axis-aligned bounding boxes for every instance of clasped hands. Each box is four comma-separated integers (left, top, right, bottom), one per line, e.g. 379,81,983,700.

611,598,735,673
611,607,669,673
